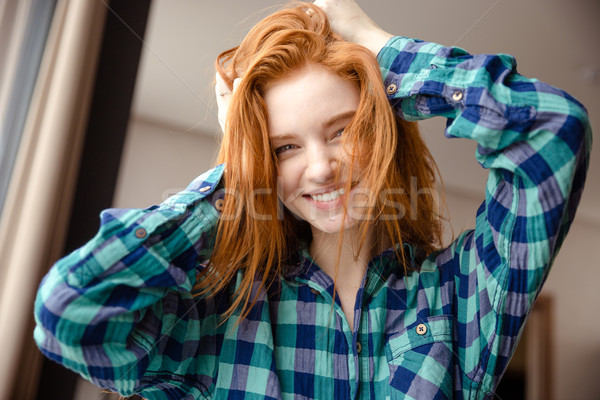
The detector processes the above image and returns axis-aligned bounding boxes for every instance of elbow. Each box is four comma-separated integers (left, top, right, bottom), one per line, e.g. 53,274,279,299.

552,96,592,164
33,271,87,350
33,294,78,373
567,95,591,150
33,285,71,352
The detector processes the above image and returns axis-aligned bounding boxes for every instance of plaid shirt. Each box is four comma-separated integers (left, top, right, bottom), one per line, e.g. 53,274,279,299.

34,36,591,399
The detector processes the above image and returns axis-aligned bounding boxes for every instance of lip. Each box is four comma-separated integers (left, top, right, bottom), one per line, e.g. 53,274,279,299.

304,193,345,211
304,185,344,196
303,181,359,196
302,182,357,211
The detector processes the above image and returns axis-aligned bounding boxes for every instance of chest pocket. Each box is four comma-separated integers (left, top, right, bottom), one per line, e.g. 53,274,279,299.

385,315,453,400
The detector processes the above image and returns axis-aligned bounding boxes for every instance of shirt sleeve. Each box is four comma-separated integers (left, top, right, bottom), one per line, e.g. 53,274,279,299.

33,164,227,398
377,37,591,395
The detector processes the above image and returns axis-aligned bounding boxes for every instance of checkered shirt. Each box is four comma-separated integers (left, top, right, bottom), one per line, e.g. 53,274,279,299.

34,36,591,399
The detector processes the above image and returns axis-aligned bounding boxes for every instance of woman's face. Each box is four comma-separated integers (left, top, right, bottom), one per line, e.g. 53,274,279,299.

264,63,362,235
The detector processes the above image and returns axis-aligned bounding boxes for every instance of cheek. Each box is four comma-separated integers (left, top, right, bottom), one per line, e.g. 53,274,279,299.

276,162,302,203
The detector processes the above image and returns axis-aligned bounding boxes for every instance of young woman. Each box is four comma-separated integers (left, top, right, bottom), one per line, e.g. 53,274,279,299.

34,1,591,399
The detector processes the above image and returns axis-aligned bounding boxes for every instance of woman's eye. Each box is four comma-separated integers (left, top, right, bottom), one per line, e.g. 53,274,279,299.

275,144,296,155
333,128,344,138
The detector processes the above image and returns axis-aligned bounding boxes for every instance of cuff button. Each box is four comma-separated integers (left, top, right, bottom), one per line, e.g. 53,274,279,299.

135,228,147,239
452,91,463,101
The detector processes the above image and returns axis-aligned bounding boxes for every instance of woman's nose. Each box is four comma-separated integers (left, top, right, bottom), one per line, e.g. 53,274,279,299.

305,144,337,184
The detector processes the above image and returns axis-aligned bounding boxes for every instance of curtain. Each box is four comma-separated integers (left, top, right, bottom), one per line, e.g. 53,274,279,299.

0,0,107,398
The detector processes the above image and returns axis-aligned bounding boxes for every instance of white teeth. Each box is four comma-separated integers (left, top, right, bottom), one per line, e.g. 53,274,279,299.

310,188,345,202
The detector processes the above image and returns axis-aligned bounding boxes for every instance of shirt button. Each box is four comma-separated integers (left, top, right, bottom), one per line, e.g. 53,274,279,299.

386,83,398,95
416,323,427,335
215,198,224,211
356,342,362,354
310,288,319,295
199,185,211,192
451,91,463,101
134,228,147,239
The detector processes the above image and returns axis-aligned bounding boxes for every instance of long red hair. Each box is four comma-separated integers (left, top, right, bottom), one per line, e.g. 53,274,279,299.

195,3,443,323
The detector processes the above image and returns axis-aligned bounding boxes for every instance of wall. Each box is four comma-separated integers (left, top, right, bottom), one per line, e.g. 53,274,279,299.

112,116,220,209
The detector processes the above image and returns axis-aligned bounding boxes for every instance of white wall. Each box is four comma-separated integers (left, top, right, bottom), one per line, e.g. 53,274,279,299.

112,116,220,209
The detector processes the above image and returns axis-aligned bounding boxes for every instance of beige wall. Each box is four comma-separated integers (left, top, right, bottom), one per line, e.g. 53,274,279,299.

92,117,600,400
112,116,220,209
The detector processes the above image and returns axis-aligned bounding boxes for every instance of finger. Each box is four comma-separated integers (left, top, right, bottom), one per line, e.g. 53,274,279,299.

216,72,231,133
215,72,232,98
232,78,242,92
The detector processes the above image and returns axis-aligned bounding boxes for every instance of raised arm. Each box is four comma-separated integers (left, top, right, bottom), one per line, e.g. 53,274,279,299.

378,33,590,394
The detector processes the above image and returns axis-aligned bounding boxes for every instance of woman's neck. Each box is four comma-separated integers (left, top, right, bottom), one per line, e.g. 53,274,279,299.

309,226,376,285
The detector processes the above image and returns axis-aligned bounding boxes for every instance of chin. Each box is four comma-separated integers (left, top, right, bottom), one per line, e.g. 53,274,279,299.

307,215,360,236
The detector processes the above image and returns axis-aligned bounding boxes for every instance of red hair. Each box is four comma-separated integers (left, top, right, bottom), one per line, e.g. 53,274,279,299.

195,3,443,323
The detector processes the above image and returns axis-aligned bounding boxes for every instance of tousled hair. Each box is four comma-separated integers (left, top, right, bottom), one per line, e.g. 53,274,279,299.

195,3,443,324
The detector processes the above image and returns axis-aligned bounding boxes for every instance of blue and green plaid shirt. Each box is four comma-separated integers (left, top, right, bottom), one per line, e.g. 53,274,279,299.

34,36,591,399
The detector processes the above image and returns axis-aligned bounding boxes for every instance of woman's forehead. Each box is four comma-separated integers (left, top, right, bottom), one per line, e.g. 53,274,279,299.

264,64,360,136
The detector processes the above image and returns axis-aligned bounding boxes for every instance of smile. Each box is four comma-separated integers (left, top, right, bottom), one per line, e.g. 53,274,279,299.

309,188,346,202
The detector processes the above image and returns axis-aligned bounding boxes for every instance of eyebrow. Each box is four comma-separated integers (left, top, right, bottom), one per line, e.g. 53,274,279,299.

323,110,356,129
270,110,357,144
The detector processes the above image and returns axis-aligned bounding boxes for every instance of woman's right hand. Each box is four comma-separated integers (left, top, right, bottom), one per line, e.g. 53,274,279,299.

215,72,241,134
313,0,393,55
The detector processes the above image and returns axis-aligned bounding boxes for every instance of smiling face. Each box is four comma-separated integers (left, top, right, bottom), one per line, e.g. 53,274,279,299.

264,63,363,235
